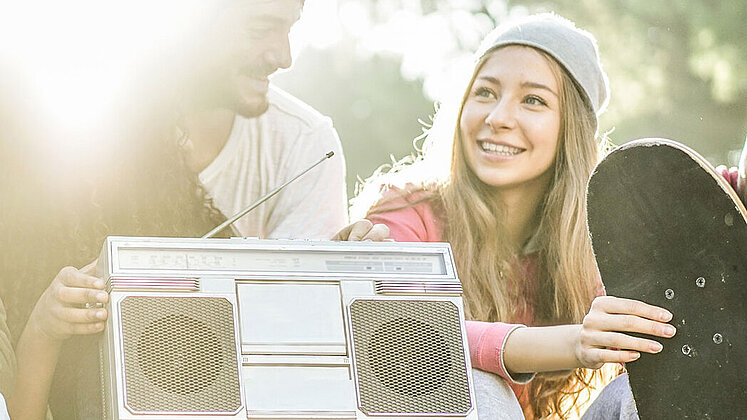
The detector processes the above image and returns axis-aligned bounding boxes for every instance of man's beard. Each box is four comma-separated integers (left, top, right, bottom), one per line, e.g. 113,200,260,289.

188,71,270,119
219,63,275,118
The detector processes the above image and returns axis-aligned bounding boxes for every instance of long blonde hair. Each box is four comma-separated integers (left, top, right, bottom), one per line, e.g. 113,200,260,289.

354,46,607,418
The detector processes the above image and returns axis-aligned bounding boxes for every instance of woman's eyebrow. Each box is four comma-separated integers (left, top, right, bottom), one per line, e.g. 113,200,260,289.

476,76,500,85
522,81,558,98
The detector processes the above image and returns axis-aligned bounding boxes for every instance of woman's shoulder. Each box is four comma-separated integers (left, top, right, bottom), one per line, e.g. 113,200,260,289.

370,183,439,211
366,184,445,242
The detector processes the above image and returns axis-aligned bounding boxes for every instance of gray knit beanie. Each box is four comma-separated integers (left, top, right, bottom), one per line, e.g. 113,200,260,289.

477,13,610,116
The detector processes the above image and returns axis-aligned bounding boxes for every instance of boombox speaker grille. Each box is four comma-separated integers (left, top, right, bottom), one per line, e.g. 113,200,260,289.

350,299,471,415
120,296,241,413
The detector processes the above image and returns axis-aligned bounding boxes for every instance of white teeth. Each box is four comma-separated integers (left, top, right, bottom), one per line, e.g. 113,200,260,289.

479,142,522,155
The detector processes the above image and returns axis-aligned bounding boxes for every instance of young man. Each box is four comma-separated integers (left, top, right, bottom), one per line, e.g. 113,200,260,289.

6,1,351,418
178,0,348,239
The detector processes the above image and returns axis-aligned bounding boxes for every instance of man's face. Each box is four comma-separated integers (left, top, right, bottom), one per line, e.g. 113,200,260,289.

209,0,302,118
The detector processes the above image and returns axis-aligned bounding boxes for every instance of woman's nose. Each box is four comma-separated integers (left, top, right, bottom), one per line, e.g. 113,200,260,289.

484,99,516,131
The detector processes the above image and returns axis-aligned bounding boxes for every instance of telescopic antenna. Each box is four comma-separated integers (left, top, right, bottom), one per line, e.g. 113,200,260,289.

202,151,335,239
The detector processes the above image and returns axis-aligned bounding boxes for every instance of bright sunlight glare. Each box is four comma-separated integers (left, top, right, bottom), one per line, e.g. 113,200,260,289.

1,0,205,132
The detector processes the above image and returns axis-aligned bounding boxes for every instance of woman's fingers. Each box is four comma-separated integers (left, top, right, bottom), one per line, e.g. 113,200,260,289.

55,321,106,336
581,348,641,367
55,285,108,306
592,296,672,322
69,322,106,335
57,266,104,290
586,312,676,339
583,330,664,354
79,259,98,276
30,264,109,341
577,295,677,368
51,305,107,324
51,266,107,307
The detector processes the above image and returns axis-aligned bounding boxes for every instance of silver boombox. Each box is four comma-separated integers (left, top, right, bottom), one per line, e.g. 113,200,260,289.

97,236,478,419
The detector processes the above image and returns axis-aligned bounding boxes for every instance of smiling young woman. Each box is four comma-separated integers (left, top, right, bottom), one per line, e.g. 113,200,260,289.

460,46,562,198
352,13,671,420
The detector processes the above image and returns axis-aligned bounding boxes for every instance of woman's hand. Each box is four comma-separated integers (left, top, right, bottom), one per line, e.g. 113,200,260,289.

331,219,391,242
575,296,676,369
26,261,109,343
9,261,108,420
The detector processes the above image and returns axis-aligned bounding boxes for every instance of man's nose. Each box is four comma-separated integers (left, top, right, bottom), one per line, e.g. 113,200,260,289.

264,35,292,71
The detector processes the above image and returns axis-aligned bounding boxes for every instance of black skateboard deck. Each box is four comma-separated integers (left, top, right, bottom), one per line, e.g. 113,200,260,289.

586,138,746,419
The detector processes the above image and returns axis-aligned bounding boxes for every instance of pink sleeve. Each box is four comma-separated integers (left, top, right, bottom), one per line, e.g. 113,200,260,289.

466,321,535,384
367,206,429,242
718,166,739,192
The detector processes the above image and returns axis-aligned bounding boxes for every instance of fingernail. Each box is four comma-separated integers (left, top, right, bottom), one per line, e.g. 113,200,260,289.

96,310,107,320
651,342,663,353
97,292,108,302
664,325,676,337
94,280,105,288
630,352,640,360
661,311,673,321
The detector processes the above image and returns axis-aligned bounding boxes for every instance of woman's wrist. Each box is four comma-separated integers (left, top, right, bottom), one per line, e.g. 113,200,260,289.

504,324,584,373
24,310,64,349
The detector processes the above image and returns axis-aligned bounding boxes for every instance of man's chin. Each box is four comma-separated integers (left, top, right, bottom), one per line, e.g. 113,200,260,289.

233,98,270,119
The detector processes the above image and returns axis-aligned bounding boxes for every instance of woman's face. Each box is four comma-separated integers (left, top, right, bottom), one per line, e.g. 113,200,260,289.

459,46,561,194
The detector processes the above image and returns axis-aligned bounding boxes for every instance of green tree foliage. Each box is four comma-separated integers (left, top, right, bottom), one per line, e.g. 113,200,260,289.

514,0,747,163
275,42,435,198
276,0,747,200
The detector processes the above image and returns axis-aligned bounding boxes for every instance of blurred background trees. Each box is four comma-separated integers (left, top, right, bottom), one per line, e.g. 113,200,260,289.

275,0,747,199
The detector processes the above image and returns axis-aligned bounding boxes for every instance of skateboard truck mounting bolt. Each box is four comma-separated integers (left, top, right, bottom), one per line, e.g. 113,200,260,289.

696,277,706,288
665,289,675,299
713,333,723,345
681,344,692,356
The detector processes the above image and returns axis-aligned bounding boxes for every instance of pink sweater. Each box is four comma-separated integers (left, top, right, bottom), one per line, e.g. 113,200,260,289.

366,189,540,384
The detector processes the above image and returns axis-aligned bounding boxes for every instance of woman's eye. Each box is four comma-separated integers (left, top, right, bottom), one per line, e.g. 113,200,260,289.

474,87,495,99
524,96,547,106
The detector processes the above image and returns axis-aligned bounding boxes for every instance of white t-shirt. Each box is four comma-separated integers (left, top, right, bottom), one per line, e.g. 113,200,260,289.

199,86,348,239
0,394,8,420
